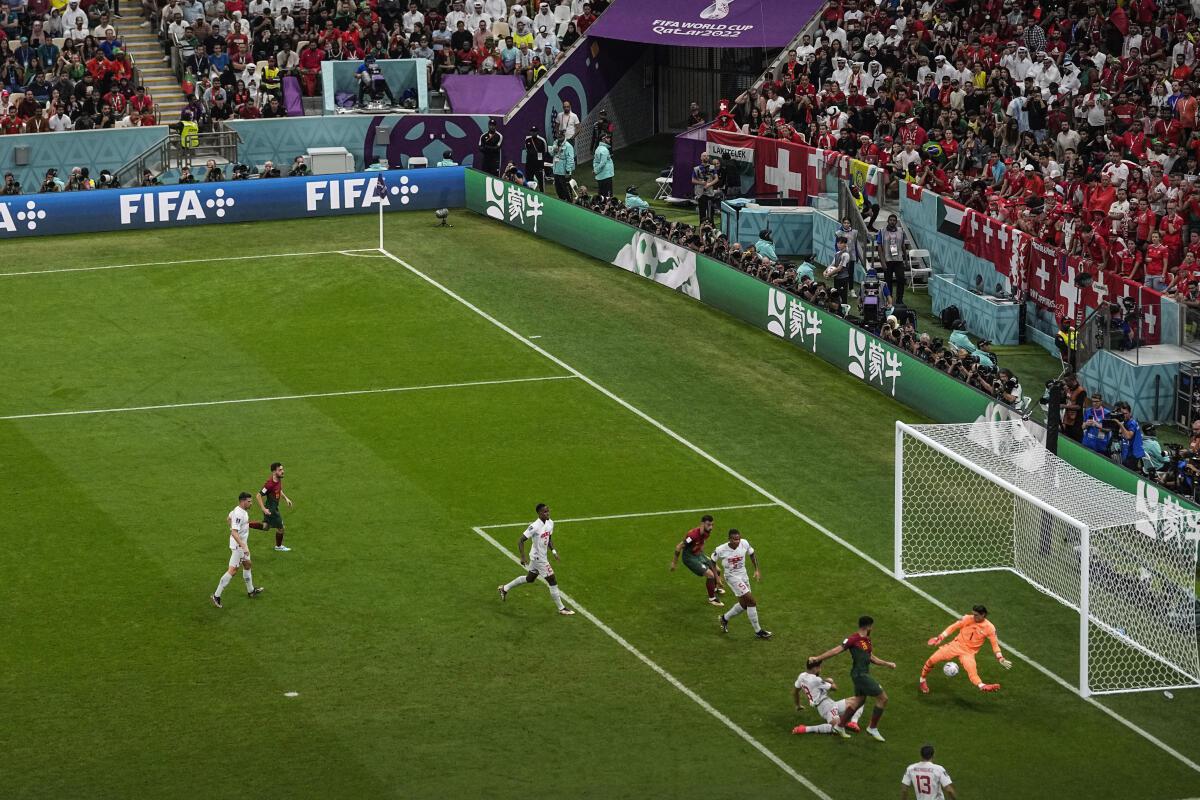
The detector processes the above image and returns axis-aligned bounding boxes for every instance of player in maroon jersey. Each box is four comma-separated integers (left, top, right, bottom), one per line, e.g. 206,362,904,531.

250,462,294,551
669,514,725,605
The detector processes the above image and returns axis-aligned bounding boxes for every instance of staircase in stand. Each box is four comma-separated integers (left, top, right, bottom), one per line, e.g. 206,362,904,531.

117,22,188,123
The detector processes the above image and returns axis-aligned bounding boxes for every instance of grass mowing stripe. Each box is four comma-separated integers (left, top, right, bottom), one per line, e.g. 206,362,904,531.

473,526,834,800
0,375,577,421
480,502,779,529
0,248,377,278
379,243,1200,777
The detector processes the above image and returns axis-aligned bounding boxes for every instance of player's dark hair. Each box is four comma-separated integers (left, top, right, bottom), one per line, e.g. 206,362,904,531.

535,503,548,513
806,657,822,670
238,492,252,501
921,744,935,760
728,528,740,538
973,604,988,616
858,615,874,628
701,514,714,523
270,462,283,472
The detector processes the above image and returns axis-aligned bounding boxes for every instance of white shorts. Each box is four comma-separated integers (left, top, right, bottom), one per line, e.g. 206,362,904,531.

528,557,554,579
228,548,249,568
727,576,751,597
816,698,848,725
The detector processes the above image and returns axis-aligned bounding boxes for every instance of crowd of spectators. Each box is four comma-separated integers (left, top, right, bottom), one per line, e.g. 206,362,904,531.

1,0,159,133
712,0,1200,306
155,0,609,125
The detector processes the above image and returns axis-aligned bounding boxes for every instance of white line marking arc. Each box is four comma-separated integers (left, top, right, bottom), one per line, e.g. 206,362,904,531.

377,245,1200,777
475,525,832,800
480,502,780,530
0,375,576,421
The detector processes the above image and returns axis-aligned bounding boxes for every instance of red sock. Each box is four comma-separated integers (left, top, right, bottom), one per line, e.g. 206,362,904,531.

275,531,284,547
705,577,717,599
249,522,267,530
870,708,884,728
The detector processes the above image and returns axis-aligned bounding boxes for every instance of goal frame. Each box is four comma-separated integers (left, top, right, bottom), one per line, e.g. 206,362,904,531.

895,420,1200,698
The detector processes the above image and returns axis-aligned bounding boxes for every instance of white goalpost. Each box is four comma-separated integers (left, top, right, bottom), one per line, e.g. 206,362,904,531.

896,420,1200,697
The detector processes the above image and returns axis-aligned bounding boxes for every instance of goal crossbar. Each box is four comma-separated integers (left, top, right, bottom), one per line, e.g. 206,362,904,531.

895,421,1200,697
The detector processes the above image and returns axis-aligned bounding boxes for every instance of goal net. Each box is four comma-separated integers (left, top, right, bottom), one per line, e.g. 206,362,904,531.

896,420,1200,697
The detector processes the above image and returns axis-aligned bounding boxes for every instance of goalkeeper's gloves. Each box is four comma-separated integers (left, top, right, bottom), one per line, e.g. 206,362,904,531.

998,657,1013,670
927,636,942,647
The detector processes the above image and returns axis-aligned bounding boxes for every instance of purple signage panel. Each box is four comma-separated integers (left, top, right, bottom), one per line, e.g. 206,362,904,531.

587,0,822,48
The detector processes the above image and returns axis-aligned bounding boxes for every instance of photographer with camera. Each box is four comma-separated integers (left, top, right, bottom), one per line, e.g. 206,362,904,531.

1111,401,1146,471
994,368,1022,408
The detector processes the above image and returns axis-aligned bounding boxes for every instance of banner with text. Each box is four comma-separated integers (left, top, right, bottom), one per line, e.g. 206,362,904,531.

0,168,464,239
463,169,1194,517
586,0,823,47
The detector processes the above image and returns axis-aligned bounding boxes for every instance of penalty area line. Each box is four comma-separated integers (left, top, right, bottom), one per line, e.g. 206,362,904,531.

473,525,833,800
0,375,576,421
0,249,379,278
378,245,1200,777
479,502,780,530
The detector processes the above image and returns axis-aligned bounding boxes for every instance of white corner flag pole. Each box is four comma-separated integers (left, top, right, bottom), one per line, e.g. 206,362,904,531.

378,191,385,250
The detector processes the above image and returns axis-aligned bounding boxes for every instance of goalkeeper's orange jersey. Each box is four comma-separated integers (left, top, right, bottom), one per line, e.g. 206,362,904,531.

941,615,1001,654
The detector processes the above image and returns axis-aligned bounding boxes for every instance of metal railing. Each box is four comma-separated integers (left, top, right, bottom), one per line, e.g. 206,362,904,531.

113,134,170,187
112,126,241,184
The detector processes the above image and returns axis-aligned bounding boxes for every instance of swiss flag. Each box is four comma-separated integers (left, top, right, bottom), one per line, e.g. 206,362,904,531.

756,139,808,201
904,181,924,202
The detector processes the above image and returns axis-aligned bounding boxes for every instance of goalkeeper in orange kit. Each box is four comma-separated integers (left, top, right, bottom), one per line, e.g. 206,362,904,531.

919,604,1012,694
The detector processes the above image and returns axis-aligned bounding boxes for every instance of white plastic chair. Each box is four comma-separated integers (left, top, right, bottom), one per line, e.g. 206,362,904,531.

654,167,673,200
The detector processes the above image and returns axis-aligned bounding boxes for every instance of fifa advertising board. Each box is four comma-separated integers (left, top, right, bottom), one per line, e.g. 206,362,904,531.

464,169,1199,520
0,167,464,238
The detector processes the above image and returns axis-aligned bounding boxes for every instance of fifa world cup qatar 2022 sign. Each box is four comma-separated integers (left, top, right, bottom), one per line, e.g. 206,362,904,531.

584,0,823,47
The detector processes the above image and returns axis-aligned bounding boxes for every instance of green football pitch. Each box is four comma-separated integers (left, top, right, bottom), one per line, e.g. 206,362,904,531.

1,210,1197,799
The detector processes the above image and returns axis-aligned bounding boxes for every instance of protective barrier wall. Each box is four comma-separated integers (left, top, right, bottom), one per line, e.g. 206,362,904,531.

461,169,1200,516
0,167,463,238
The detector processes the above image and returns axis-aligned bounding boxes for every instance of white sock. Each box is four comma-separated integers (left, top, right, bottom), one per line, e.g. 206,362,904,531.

723,604,745,622
746,606,762,632
549,585,565,611
851,705,865,724
243,570,254,591
801,723,833,734
215,572,233,598
504,576,527,592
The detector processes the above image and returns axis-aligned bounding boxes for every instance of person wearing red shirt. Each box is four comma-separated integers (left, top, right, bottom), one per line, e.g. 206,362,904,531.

1177,85,1199,131
575,6,597,34
1187,231,1200,263
893,90,914,119
1134,198,1157,246
1078,225,1110,272
1145,231,1172,290
1022,165,1044,199
710,111,738,133
898,117,927,148
1153,109,1185,147
1160,205,1186,262
298,41,324,95
1112,237,1144,282
129,86,153,114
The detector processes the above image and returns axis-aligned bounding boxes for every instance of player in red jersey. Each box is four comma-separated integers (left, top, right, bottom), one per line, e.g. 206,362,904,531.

251,462,294,552
669,514,725,605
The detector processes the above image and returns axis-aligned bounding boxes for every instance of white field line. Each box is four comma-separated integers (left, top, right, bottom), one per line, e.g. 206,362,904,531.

0,249,378,278
338,250,388,258
474,525,832,800
378,245,1200,776
0,375,576,421
480,502,779,530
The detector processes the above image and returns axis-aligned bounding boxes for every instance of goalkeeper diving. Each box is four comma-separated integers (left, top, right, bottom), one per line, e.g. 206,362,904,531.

919,604,1012,694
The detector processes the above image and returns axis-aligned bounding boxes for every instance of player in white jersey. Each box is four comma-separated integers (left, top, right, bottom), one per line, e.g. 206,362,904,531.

791,657,859,738
211,492,264,608
901,745,957,799
711,529,771,638
497,503,575,616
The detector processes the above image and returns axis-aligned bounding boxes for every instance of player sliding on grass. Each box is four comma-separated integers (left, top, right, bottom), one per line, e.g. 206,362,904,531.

669,514,725,605
497,503,575,616
250,462,293,551
792,657,858,738
812,615,896,741
919,604,1011,694
712,528,772,639
211,492,264,608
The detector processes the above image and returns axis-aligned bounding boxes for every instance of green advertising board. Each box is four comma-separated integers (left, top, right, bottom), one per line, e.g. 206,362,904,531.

464,170,1198,517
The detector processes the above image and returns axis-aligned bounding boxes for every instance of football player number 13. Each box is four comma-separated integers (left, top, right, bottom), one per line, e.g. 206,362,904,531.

915,775,932,794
